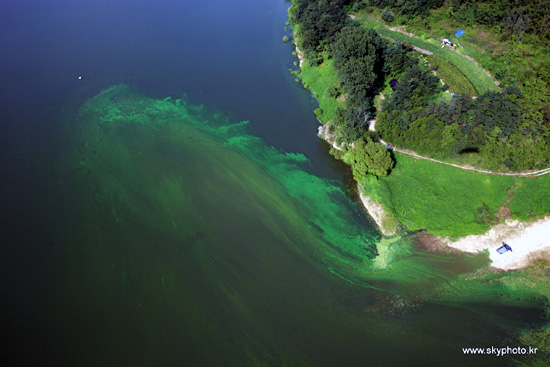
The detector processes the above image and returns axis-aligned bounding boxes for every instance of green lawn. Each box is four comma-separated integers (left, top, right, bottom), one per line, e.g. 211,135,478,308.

300,59,343,123
509,173,550,221
362,153,550,239
427,55,476,95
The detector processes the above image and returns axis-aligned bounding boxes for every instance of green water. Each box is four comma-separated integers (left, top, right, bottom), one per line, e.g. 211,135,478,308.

8,85,541,366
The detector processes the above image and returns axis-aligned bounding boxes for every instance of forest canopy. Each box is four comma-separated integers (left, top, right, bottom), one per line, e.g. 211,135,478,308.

290,0,550,173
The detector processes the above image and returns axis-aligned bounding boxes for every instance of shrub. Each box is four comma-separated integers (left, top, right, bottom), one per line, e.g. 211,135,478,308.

381,9,394,23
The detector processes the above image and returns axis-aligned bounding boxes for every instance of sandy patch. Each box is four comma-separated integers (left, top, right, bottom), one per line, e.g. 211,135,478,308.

293,38,305,67
445,217,550,270
358,187,398,237
318,124,343,151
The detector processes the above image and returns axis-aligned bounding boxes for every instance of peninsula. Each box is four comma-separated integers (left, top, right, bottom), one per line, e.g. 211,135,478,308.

288,0,550,270
288,0,550,356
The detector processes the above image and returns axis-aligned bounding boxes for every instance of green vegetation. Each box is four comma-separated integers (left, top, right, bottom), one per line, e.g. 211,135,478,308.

300,59,342,124
342,136,393,180
291,0,547,173
330,26,386,141
445,0,550,41
291,0,550,201
353,2,550,171
332,27,385,104
368,0,550,43
380,9,394,23
290,3,550,356
361,152,550,238
372,27,499,95
509,173,550,220
362,153,514,238
426,55,476,95
289,0,351,65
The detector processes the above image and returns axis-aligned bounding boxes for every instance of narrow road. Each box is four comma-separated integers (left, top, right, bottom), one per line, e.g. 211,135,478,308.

370,118,550,177
380,138,550,177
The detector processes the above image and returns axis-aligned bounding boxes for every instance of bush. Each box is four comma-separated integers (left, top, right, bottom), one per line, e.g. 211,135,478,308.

352,1,367,12
381,9,394,23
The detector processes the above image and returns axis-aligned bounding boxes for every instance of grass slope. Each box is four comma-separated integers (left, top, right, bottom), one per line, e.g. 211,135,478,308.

509,173,550,221
426,55,476,95
300,59,343,123
362,153,550,239
374,27,499,95
363,153,513,238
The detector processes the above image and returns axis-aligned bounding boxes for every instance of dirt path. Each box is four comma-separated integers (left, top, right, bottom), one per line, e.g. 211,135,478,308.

384,26,499,88
379,138,550,177
370,91,549,178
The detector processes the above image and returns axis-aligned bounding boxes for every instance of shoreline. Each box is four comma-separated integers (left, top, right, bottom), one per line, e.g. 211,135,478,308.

290,20,550,272
357,186,398,237
444,216,550,270
356,176,550,271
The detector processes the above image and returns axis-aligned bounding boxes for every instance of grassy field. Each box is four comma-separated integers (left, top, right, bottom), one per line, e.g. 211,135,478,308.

509,173,550,221
374,27,499,95
300,59,343,123
426,55,476,95
362,153,550,239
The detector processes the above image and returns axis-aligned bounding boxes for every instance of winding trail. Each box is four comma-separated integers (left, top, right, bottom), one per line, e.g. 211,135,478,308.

382,26,500,90
381,139,550,177
369,119,550,177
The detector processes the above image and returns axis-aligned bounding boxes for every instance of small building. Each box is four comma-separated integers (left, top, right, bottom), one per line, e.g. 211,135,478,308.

389,79,399,91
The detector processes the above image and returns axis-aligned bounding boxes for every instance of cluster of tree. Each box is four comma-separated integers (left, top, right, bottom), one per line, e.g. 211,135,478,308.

291,1,396,179
332,27,386,102
368,0,549,40
290,0,549,175
383,91,522,136
449,0,550,40
330,26,387,142
383,64,442,113
290,0,353,65
376,89,550,170
342,134,394,180
367,0,444,15
362,0,550,170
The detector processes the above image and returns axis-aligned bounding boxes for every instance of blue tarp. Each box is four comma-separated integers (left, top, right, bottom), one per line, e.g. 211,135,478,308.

497,246,508,254
455,29,465,37
496,243,512,254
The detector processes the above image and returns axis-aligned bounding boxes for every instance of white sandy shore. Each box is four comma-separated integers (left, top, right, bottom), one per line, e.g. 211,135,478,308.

445,217,550,270
358,190,397,237
293,39,305,67
356,181,550,270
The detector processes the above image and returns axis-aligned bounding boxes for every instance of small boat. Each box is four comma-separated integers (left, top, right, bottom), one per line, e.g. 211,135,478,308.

496,242,512,254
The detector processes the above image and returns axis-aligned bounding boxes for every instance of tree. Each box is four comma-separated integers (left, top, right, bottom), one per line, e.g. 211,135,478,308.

332,27,386,103
343,137,394,181
381,9,394,23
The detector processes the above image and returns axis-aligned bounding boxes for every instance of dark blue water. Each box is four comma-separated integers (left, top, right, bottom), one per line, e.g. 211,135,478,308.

0,1,546,366
0,0,342,177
